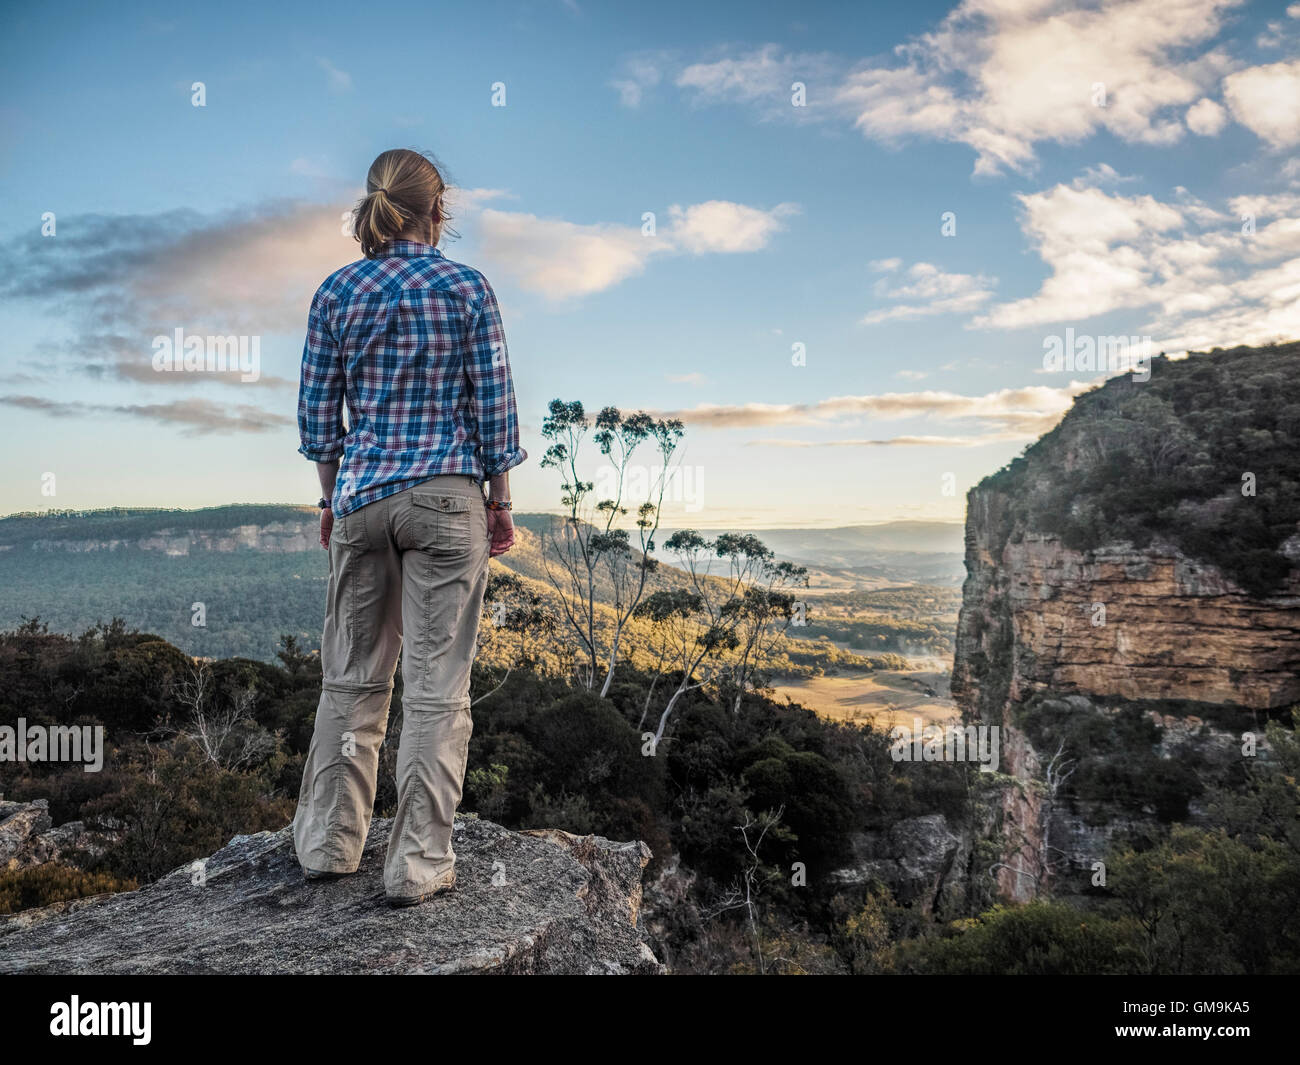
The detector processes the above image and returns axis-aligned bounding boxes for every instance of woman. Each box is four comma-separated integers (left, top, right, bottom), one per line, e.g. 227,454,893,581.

293,148,526,907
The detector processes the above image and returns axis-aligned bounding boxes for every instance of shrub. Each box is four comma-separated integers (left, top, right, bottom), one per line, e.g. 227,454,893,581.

0,863,137,915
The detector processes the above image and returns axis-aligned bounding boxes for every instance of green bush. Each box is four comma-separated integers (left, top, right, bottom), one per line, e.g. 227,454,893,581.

985,342,1300,596
0,863,137,915
896,901,1147,974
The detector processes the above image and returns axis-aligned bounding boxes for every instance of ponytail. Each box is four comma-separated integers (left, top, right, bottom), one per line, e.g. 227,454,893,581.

351,149,452,258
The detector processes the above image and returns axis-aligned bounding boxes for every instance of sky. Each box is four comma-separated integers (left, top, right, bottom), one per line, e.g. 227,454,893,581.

1,0,1297,529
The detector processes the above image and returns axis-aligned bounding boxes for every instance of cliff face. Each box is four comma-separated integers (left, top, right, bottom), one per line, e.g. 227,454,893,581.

29,521,320,556
953,488,1300,900
955,488,1300,717
951,345,1300,901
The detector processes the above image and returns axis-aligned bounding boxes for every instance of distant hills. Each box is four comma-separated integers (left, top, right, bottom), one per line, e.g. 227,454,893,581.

674,521,965,589
0,506,961,660
714,521,964,560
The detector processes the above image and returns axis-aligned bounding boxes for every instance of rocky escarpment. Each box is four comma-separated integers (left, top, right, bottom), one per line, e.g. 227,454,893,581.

956,490,1300,718
0,814,661,974
0,505,325,557
29,520,319,556
953,494,1298,899
951,344,1300,902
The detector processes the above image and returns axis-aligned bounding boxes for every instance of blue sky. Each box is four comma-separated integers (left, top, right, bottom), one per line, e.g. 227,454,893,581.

2,0,1298,527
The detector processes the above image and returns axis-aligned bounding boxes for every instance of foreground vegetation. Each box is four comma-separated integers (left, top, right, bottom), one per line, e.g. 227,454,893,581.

2,619,1296,973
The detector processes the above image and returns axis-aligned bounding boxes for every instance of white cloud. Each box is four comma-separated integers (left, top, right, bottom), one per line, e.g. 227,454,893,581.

834,0,1243,175
473,198,795,298
475,210,665,298
101,204,357,335
1256,20,1287,48
675,44,837,112
1080,163,1137,186
666,200,797,254
1227,191,1300,223
968,178,1300,353
659,383,1092,443
749,434,1003,447
1186,97,1228,135
610,52,669,107
862,261,997,324
1223,60,1300,147
3,189,796,386
0,202,361,390
667,2,1245,176
973,184,1185,328
447,187,516,213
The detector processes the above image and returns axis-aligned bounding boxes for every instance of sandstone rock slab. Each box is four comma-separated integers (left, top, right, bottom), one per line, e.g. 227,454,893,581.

0,815,662,975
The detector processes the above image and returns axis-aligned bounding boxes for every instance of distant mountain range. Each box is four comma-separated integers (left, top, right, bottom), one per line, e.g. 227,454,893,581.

0,506,961,659
521,516,966,588
707,521,965,560
671,522,965,588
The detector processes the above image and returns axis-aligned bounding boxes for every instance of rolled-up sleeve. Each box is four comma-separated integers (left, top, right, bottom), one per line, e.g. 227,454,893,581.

297,286,346,462
465,280,527,476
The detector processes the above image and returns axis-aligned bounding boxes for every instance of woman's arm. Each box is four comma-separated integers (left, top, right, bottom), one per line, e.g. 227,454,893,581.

466,279,526,557
486,471,514,557
316,459,339,549
465,280,526,479
297,284,345,549
297,287,346,465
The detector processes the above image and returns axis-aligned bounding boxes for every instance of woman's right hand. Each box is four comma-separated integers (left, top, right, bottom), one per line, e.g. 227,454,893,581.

487,507,515,557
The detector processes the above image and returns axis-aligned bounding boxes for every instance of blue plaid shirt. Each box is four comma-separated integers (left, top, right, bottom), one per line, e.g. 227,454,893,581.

297,240,527,517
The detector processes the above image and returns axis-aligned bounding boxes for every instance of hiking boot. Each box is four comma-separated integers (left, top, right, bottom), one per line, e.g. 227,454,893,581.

304,868,352,882
386,871,456,908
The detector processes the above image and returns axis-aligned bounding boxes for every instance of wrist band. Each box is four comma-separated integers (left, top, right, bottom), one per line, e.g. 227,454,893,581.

486,498,512,511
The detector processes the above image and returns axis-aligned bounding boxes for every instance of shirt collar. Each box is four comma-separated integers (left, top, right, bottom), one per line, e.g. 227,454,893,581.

374,239,443,260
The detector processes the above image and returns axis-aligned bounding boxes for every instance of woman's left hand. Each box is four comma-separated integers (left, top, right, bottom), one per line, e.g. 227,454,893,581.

487,508,515,557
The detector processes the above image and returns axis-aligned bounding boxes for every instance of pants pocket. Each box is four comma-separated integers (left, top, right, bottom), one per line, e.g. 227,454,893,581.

411,490,474,553
330,505,367,551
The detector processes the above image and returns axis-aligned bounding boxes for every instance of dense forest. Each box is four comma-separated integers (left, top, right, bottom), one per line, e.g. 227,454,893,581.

2,617,1296,973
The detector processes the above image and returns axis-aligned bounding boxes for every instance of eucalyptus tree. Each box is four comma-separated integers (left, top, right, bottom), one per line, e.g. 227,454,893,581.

538,398,684,693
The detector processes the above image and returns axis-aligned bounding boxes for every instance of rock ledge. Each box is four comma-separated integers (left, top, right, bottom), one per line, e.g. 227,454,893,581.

0,814,662,975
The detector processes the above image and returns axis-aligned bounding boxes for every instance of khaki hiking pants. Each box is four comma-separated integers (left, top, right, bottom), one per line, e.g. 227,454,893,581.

292,474,490,900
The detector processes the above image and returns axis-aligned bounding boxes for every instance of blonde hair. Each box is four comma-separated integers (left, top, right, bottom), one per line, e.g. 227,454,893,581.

351,149,454,258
